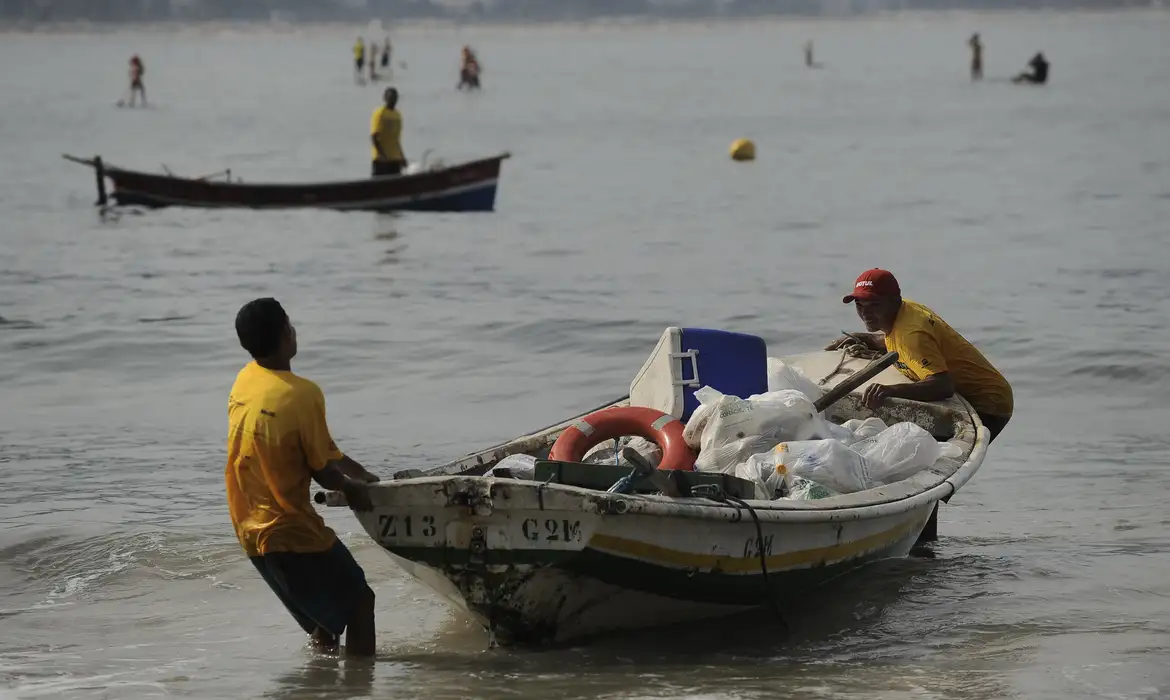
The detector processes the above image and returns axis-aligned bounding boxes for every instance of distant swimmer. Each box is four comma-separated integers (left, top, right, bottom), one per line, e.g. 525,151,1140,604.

381,37,391,68
804,40,823,69
353,38,365,82
457,45,481,91
371,87,407,177
121,55,146,107
1012,52,1049,85
968,33,983,81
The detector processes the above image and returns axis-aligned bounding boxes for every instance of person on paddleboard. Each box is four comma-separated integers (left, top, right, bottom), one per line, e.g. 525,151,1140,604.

226,298,381,657
371,87,407,176
458,45,481,90
968,33,983,81
127,55,146,107
825,269,1014,442
1012,52,1049,85
353,37,365,82
804,41,822,69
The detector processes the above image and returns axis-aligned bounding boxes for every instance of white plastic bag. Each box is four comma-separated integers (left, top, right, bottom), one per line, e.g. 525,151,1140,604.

766,358,823,401
731,459,772,500
739,444,870,498
682,389,720,450
696,434,781,473
485,454,537,480
841,417,889,443
938,441,963,460
776,440,874,494
696,388,817,463
784,474,839,501
583,436,663,469
792,415,857,443
852,422,941,485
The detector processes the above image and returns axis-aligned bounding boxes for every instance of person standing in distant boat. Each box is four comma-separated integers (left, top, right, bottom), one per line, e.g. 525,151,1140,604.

371,87,407,177
968,33,983,81
353,38,365,82
128,54,146,107
226,298,381,657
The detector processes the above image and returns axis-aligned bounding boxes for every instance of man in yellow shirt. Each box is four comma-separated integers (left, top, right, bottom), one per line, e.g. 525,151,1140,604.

827,269,1014,442
370,87,407,177
353,37,365,81
226,298,381,656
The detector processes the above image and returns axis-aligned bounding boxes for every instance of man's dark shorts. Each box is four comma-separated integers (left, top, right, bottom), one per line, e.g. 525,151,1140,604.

977,411,1011,443
372,160,404,177
250,539,372,636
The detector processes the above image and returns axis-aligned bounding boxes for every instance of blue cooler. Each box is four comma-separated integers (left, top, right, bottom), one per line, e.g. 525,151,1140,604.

629,327,768,422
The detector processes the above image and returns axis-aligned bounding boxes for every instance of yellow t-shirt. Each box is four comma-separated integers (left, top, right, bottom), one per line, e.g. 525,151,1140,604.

884,300,1014,417
370,106,404,162
225,362,344,557
354,42,364,60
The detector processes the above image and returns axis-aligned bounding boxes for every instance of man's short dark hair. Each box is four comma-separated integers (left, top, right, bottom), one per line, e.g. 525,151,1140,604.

235,298,288,359
384,87,398,108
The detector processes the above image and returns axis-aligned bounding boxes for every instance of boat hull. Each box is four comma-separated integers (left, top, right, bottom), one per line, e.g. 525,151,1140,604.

353,477,936,645
103,154,508,213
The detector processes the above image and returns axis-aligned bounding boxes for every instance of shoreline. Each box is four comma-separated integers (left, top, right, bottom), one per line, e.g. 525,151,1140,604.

0,6,1165,36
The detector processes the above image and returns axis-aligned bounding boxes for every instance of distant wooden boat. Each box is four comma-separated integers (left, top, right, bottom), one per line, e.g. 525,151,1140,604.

62,153,510,213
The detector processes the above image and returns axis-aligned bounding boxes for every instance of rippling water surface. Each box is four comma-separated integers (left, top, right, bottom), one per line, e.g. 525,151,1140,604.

2,11,1169,699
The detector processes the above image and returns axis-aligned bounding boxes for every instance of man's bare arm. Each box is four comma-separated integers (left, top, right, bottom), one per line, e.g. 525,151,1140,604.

311,464,373,510
329,455,380,483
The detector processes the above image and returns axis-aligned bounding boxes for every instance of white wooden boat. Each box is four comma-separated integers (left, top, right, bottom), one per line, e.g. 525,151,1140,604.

321,335,989,646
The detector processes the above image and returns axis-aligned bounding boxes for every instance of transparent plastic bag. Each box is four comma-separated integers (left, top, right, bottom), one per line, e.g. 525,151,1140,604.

775,440,874,494
485,454,537,480
851,422,941,485
784,474,839,501
766,358,823,401
698,389,816,454
938,441,963,460
682,389,720,450
841,417,889,443
583,436,663,469
792,415,857,443
696,434,781,473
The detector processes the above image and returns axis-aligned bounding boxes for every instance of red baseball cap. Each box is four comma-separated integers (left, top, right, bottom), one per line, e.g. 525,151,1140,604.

843,269,900,303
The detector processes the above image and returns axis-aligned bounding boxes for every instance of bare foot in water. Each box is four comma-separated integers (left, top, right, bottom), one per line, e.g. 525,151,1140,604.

311,627,339,653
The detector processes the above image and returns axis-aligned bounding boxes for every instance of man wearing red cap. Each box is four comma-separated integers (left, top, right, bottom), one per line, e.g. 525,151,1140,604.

827,269,1013,442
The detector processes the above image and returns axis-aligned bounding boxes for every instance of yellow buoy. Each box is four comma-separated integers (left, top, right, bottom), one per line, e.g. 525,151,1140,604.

729,138,756,162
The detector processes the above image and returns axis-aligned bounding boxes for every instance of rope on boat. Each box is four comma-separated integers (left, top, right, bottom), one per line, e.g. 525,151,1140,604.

815,340,884,387
690,485,789,635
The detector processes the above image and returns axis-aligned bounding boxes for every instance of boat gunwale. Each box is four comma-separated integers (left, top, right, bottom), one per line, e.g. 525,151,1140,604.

101,152,511,191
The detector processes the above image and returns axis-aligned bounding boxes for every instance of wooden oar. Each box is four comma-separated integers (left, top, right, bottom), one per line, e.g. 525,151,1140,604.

812,350,899,413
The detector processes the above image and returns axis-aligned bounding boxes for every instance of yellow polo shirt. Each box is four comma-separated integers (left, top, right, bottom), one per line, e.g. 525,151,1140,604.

885,300,1014,417
225,362,344,556
370,106,404,162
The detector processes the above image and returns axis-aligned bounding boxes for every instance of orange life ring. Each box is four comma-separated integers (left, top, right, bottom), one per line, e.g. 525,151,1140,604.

548,406,696,471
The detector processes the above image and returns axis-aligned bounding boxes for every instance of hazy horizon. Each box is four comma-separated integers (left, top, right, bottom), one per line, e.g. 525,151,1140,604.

2,0,1164,28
